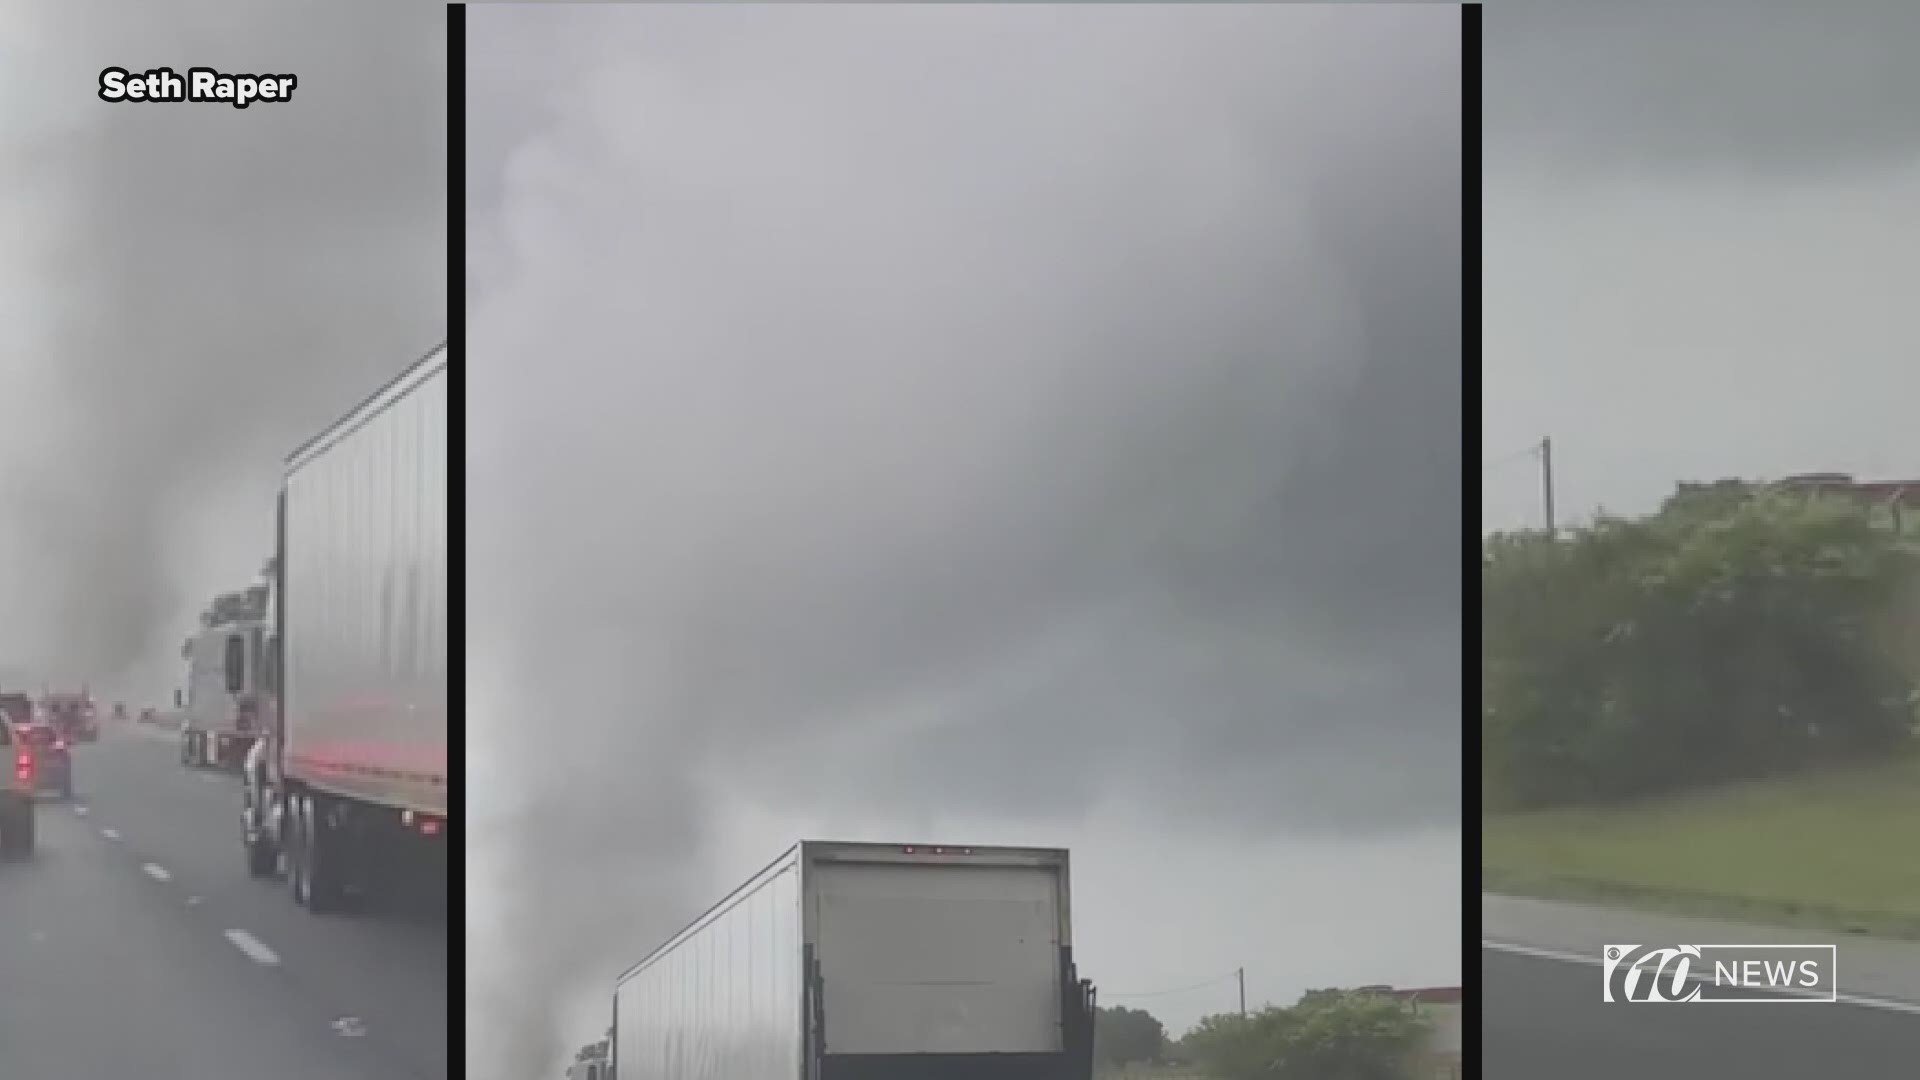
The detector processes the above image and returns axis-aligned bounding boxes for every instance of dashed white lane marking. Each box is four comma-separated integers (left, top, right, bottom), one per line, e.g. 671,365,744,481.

186,895,203,906
73,805,87,815
1482,939,1920,1016
199,774,220,783
142,863,171,882
224,929,280,966
100,827,121,840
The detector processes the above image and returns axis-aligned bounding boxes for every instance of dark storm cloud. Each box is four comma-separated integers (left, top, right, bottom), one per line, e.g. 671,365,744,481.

469,6,1458,1075
1486,3,1920,177
1482,7,1920,535
0,1,443,683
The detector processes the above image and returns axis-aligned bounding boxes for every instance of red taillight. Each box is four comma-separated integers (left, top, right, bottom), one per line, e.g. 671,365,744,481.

14,752,30,783
419,818,442,837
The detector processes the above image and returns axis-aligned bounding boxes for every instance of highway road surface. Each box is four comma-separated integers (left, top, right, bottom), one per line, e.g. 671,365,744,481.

1485,894,1920,1080
0,721,447,1079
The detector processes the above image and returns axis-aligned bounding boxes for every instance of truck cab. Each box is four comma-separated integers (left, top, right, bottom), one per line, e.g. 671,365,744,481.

181,592,269,770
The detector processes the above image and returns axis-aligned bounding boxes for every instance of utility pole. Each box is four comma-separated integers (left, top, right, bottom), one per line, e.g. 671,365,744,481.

1539,436,1556,536
1237,967,1246,1018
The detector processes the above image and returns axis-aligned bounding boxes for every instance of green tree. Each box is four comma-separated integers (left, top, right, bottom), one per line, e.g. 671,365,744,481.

1183,991,1430,1080
1483,486,1919,810
1094,1004,1167,1069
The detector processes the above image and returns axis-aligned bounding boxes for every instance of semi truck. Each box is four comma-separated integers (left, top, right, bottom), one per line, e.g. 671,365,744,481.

179,585,271,769
609,841,1097,1080
240,342,448,913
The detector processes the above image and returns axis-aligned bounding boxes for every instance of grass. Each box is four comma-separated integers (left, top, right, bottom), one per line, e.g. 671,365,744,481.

1483,751,1920,941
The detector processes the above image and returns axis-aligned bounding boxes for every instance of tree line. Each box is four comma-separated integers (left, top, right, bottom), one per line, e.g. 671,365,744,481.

1483,481,1920,810
1095,991,1435,1080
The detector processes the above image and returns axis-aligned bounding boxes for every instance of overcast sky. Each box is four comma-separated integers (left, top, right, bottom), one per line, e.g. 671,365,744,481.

1484,5,1920,534
0,1,443,698
467,6,1460,1077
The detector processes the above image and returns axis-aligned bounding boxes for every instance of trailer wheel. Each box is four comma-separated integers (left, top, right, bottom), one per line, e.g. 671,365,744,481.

294,794,346,914
286,796,308,901
245,805,278,878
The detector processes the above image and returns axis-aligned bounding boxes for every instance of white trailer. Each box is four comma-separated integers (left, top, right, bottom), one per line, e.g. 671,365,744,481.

241,342,448,913
610,841,1096,1080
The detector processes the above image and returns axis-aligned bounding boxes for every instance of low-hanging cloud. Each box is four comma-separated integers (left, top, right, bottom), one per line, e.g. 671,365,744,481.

469,6,1459,1076
1483,7,1920,535
1487,3,1920,179
0,1,444,694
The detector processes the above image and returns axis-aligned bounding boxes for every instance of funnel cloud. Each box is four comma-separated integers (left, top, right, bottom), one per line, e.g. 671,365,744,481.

469,6,1462,1076
0,2,444,700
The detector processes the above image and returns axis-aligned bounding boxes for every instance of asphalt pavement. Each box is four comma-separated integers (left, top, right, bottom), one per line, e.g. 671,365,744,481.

1484,948,1920,1079
1485,893,1920,1079
0,721,448,1079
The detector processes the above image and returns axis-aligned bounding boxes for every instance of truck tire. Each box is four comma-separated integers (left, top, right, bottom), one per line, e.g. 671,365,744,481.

245,800,278,878
285,796,307,899
247,829,277,877
291,794,346,914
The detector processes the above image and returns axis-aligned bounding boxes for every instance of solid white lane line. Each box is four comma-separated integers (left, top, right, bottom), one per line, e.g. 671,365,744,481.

225,929,280,966
142,863,171,882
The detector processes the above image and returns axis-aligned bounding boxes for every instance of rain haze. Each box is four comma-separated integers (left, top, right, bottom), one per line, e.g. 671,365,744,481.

467,6,1461,1077
0,1,444,701
1484,4,1920,534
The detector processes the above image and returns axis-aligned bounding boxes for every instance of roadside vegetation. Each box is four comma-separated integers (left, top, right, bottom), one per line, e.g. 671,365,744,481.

1482,481,1920,936
1096,994,1439,1080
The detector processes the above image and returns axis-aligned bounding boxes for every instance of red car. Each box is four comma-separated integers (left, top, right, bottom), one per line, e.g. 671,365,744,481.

0,722,36,856
13,724,73,800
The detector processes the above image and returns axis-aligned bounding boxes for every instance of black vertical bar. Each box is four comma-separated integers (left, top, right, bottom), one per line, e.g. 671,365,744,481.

1461,3,1485,1079
446,1,470,1077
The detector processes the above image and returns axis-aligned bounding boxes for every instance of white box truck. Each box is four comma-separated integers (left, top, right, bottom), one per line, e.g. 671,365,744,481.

610,841,1097,1080
240,343,448,913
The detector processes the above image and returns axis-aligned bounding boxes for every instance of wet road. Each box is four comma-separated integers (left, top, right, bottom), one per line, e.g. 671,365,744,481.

0,722,447,1079
1483,947,1920,1079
